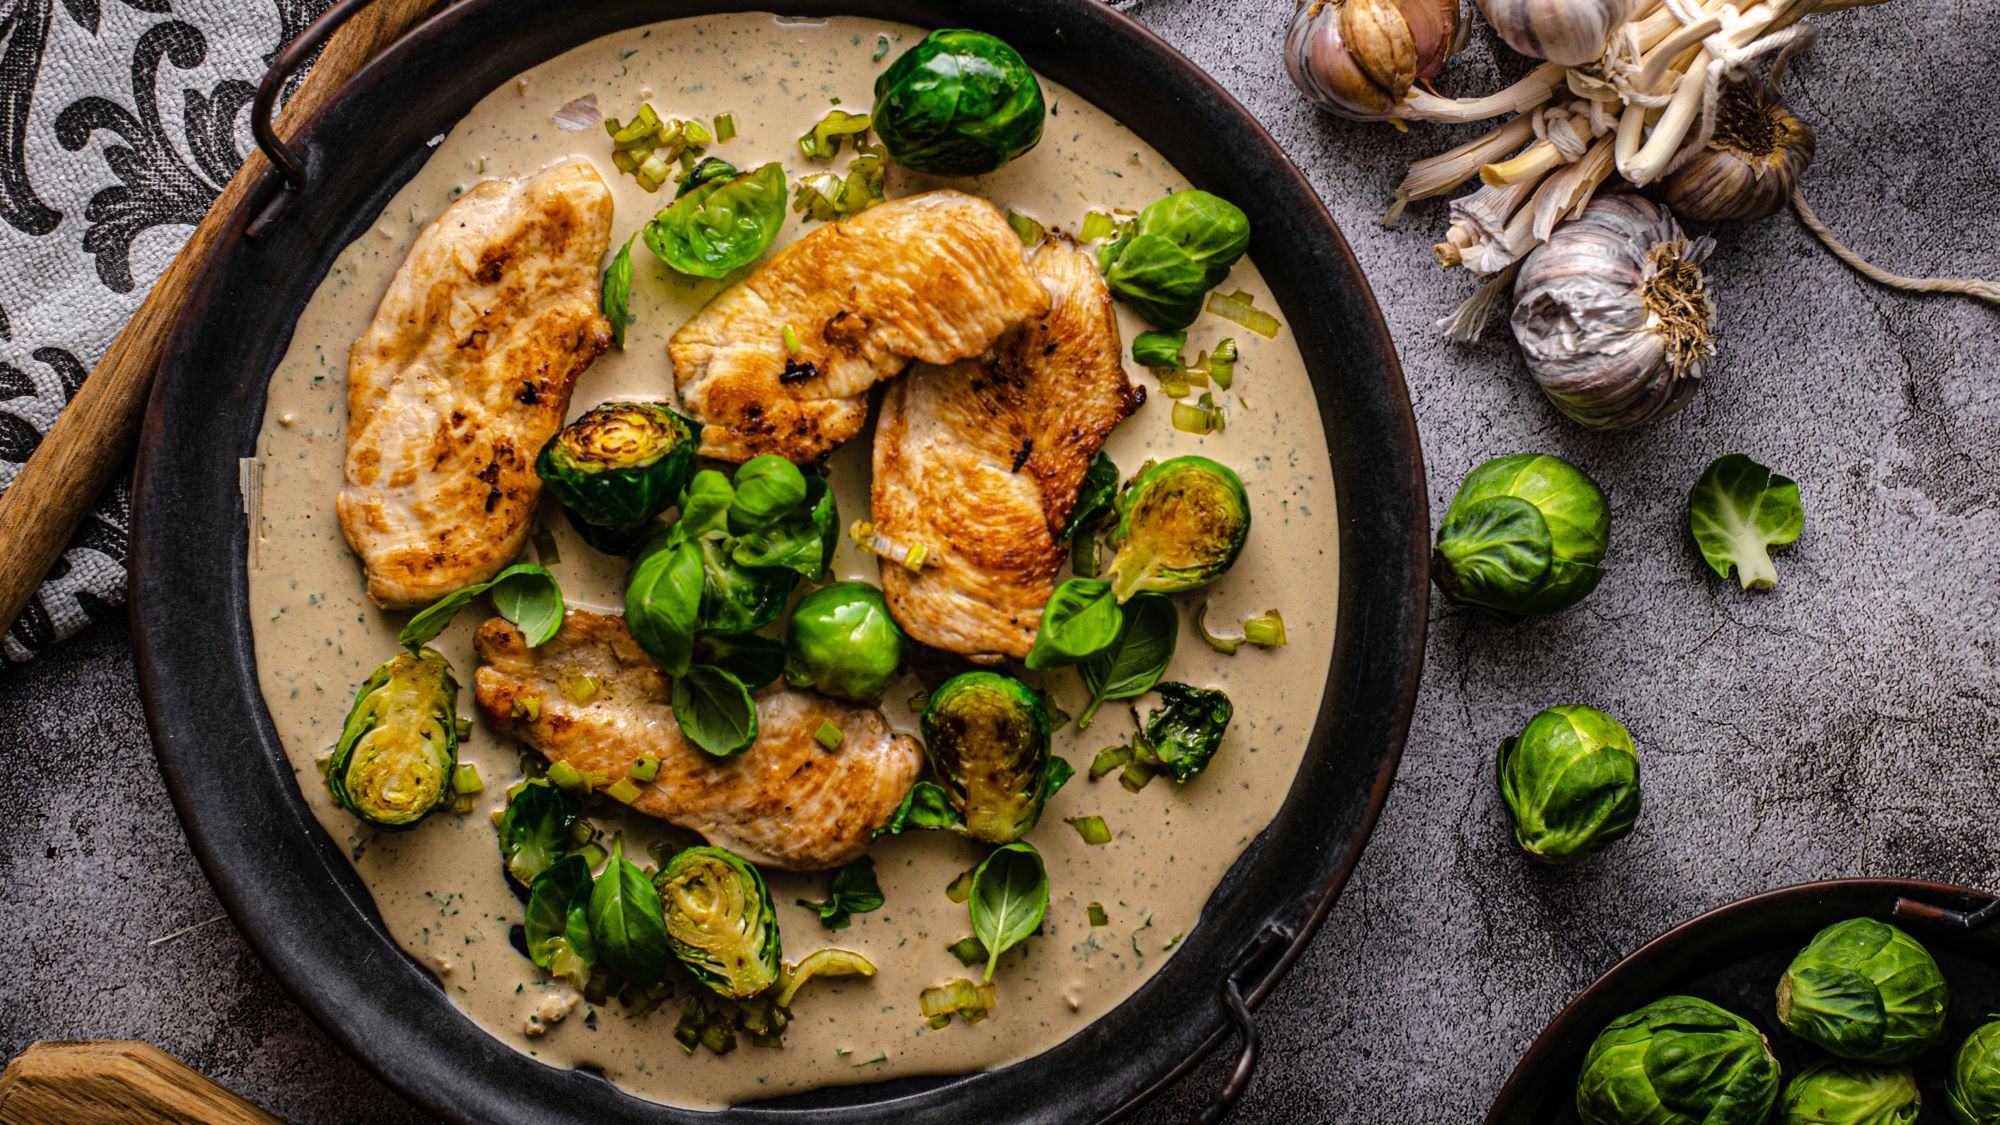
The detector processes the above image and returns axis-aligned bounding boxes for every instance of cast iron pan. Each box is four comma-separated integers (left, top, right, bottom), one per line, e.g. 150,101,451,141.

129,1,1429,1121
1486,878,2000,1123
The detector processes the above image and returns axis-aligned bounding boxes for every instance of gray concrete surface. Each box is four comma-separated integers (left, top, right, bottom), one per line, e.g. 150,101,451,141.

4,1,1997,1121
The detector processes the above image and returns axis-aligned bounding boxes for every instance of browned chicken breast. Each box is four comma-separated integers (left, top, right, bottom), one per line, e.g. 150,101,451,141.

872,237,1142,660
338,160,614,609
670,189,1049,463
474,610,922,870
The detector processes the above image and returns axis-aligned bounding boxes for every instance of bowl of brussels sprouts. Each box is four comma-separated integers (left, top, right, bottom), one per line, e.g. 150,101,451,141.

1486,879,2000,1125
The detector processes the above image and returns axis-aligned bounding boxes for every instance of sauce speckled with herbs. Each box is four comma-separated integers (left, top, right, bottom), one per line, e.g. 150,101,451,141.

246,12,1336,1109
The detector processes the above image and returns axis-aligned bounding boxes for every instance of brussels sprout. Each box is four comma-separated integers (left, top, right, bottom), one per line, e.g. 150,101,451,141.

325,649,459,830
655,846,782,999
921,671,1053,844
535,402,698,533
1496,705,1640,864
1948,1017,2000,1124
1781,1060,1920,1125
642,161,787,279
1135,682,1232,783
1576,995,1782,1125
696,536,794,636
1096,190,1252,329
498,778,580,887
1778,918,1948,1064
1433,453,1609,620
871,29,1045,176
784,581,906,702
1103,456,1251,602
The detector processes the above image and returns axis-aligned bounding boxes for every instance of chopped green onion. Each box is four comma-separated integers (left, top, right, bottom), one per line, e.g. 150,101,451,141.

575,840,608,869
902,543,929,571
946,937,985,966
848,519,875,546
1158,371,1192,399
558,670,599,705
714,113,737,143
918,978,997,1028
798,108,873,160
1243,609,1288,648
1065,815,1112,845
873,33,892,62
1087,902,1109,927
504,779,528,802
945,867,975,904
450,794,476,814
1203,338,1239,389
1007,210,1044,245
1079,211,1117,241
530,527,561,565
635,151,674,192
452,763,483,795
1132,329,1186,370
629,754,661,783
511,695,543,722
1194,602,1245,654
545,760,586,792
782,324,801,355
1171,394,1225,434
567,819,596,848
1089,744,1133,780
620,978,674,1017
1206,288,1282,338
815,721,845,751
682,119,713,147
604,777,644,805
791,148,886,222
907,688,930,713
1119,761,1155,792
774,947,876,1008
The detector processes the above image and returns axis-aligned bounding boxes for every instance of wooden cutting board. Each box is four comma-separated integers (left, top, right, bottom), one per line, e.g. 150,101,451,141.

0,1042,280,1125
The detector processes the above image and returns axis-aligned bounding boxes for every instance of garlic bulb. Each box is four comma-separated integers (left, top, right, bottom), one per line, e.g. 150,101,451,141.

1509,194,1716,429
1656,78,1815,223
1287,0,1465,121
1473,0,1637,67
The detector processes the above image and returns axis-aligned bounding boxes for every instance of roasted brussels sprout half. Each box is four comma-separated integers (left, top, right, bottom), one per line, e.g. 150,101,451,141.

1103,456,1251,602
1781,1060,1920,1125
655,846,782,999
535,402,698,533
921,671,1053,844
1097,190,1252,329
1778,918,1947,1064
871,29,1045,176
1576,995,1781,1125
783,581,906,702
1433,453,1610,620
325,649,459,830
1948,1018,2000,1125
1496,705,1640,864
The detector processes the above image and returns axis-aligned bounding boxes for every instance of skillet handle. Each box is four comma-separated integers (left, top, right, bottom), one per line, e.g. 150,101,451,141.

248,0,421,236
1191,924,1292,1125
1892,894,2000,931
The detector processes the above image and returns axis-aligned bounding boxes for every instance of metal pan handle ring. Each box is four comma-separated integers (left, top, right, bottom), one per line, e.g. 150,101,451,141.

247,0,390,235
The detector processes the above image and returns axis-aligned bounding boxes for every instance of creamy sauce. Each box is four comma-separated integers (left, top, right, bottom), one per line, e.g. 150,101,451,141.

246,13,1337,1109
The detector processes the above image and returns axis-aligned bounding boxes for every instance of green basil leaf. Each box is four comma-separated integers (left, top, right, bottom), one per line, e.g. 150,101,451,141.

398,562,564,649
1062,452,1118,545
525,853,596,975
626,537,705,676
498,779,580,887
731,477,836,579
1078,593,1178,726
601,235,635,349
968,842,1048,983
874,780,964,838
587,835,670,986
677,470,738,542
1024,577,1123,670
673,664,759,757
727,455,809,534
795,855,885,931
691,633,786,691
1688,453,1804,591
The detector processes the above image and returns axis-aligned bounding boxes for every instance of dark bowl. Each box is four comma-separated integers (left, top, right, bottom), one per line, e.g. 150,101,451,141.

129,1,1429,1122
1486,878,2000,1123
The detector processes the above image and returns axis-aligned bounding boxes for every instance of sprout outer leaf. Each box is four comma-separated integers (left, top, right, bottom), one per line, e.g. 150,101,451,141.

1689,453,1804,591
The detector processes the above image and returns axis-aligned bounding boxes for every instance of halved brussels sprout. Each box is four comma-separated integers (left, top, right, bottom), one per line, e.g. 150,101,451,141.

1949,1017,2000,1125
655,845,781,999
326,649,459,830
921,671,1052,844
1497,705,1640,864
535,402,698,533
784,581,907,702
1576,995,1781,1125
1103,456,1251,602
1778,918,1948,1064
872,29,1045,176
1433,453,1609,620
1781,1060,1920,1125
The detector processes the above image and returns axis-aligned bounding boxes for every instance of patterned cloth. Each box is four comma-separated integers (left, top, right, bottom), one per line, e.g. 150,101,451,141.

0,0,327,660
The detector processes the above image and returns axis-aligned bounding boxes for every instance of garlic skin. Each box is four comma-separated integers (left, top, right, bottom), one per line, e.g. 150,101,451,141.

1473,0,1638,67
1509,194,1717,429
1287,0,1464,121
1656,79,1815,223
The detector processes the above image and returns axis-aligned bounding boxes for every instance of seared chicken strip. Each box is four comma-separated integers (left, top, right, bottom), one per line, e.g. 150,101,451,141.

338,160,614,609
872,237,1142,660
670,189,1049,463
474,611,922,870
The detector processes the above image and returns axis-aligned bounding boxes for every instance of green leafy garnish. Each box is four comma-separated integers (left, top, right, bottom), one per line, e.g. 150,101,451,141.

795,856,885,930
524,853,596,987
399,563,564,648
1077,593,1177,727
671,664,759,757
601,236,635,348
1132,330,1186,370
588,835,671,987
1024,577,1123,670
1688,453,1803,591
874,780,964,838
967,842,1048,982
498,779,580,887
642,161,787,278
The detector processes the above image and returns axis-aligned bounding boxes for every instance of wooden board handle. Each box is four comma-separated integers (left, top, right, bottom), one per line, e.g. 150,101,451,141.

0,1041,280,1125
0,0,439,641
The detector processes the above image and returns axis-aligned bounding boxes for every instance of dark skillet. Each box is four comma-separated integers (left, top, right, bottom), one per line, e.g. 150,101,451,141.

129,1,1428,1121
1486,878,2000,1123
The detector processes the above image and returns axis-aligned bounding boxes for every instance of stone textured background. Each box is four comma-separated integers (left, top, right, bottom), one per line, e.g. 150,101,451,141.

3,0,1996,1121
